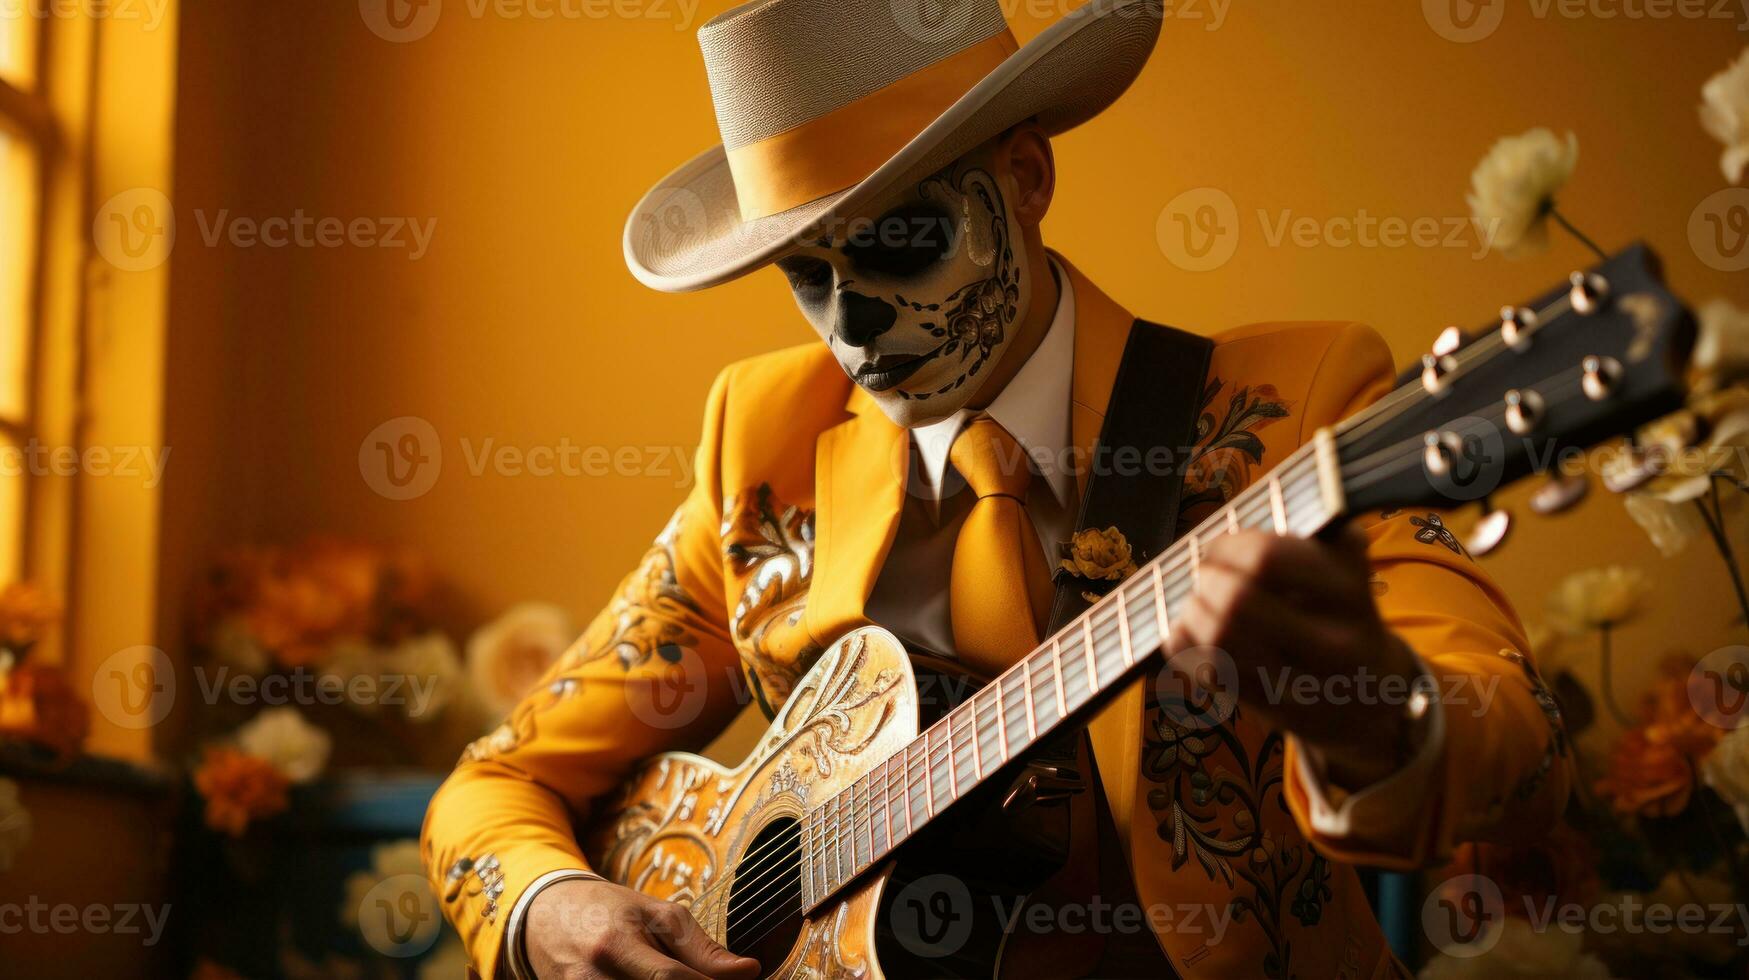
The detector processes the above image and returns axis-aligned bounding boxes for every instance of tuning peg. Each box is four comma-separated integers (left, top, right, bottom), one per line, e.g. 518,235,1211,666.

1569,272,1609,315
1581,355,1623,401
1433,326,1463,358
1500,306,1536,350
1529,472,1590,515
1504,389,1544,436
1423,430,1463,477
1421,353,1458,395
1465,499,1513,556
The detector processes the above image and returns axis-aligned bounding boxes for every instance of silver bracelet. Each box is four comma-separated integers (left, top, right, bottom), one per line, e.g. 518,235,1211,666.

506,869,608,980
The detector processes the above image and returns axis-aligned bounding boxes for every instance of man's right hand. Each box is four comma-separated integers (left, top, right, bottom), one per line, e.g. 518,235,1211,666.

523,877,763,980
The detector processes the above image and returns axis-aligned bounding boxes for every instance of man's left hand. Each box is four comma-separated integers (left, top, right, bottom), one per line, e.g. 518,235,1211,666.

1169,524,1427,790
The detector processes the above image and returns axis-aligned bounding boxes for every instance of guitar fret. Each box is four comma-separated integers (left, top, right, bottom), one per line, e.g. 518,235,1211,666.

1226,506,1239,534
900,749,916,837
994,680,1009,761
855,778,869,869
881,756,898,847
1269,475,1287,534
923,731,937,817
1021,657,1037,741
1052,640,1067,718
1117,591,1134,667
969,698,983,779
1081,618,1097,693
1151,561,1171,644
1189,533,1202,587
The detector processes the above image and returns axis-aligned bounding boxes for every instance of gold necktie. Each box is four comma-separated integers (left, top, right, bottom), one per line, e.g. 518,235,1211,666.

948,416,1055,666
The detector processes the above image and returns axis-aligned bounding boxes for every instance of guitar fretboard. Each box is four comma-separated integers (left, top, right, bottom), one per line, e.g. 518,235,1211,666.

797,433,1342,909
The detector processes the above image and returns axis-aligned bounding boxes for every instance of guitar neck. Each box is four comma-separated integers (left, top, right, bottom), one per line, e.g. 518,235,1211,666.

799,431,1346,910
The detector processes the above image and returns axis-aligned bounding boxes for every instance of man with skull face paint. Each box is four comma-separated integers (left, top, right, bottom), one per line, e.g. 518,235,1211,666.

423,1,1570,977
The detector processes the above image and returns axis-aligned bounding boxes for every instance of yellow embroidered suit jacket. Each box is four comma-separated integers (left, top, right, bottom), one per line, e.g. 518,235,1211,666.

422,256,1571,979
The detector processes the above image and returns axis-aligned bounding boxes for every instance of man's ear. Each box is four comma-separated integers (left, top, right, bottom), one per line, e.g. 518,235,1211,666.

1001,122,1055,227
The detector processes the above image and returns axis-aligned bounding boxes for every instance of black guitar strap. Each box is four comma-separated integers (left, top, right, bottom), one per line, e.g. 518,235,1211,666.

1046,318,1215,632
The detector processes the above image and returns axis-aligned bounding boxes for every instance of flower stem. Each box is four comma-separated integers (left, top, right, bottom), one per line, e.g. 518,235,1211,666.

1597,624,1635,728
1695,477,1749,634
1549,207,1608,263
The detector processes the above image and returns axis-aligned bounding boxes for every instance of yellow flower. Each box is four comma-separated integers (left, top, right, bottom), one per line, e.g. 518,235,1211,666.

1466,128,1579,258
1059,526,1138,582
1700,46,1749,183
1545,566,1651,635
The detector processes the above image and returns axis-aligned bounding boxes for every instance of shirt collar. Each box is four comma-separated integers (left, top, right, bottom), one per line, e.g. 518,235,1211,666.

910,257,1077,507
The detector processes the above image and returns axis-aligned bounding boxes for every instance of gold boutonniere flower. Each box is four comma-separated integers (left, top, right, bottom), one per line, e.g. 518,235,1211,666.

1058,527,1139,602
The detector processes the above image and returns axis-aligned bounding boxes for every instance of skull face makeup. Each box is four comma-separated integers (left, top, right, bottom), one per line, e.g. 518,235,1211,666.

777,156,1037,429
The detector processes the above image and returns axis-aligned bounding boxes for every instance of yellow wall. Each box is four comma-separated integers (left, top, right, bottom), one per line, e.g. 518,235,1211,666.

161,1,1747,753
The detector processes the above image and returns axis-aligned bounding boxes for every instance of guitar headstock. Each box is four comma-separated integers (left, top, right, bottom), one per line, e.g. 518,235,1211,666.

1334,243,1695,529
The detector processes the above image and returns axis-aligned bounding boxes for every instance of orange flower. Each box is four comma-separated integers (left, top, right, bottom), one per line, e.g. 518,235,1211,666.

193,746,289,837
0,663,90,758
0,583,60,655
1595,726,1696,818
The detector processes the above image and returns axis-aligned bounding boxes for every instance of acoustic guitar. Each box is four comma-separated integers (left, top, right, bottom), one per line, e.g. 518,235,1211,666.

581,244,1695,978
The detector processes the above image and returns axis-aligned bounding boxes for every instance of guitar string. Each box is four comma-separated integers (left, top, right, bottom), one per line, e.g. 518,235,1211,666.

716,485,1304,944
687,477,1309,924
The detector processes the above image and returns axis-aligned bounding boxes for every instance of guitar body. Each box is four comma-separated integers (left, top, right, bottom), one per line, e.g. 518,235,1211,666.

581,626,1078,978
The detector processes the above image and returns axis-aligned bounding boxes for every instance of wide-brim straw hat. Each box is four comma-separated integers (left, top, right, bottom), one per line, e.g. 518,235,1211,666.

624,0,1164,292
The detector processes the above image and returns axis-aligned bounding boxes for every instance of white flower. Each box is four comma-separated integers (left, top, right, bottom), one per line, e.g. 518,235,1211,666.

0,777,32,872
236,706,332,784
385,632,463,723
1467,128,1579,258
1546,565,1652,635
1704,725,1749,833
1623,491,1706,557
467,602,576,719
1693,298,1749,393
1701,46,1749,183
1420,916,1615,979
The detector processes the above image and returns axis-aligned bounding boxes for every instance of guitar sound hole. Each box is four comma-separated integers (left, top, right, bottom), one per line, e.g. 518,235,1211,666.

724,816,804,968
